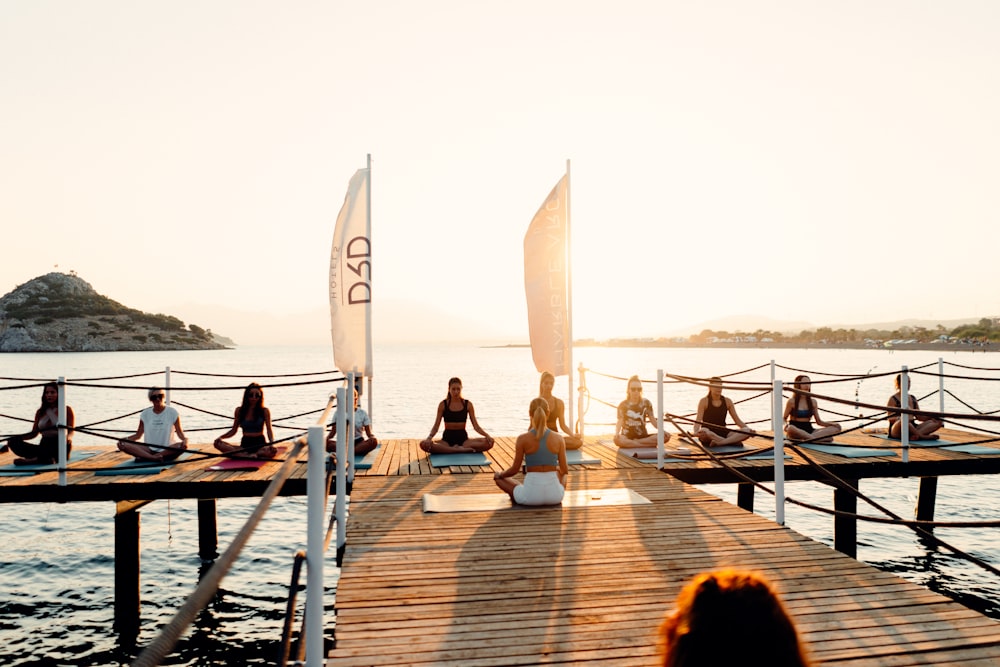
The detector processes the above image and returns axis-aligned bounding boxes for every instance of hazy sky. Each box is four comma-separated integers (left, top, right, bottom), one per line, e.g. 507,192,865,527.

2,1,997,345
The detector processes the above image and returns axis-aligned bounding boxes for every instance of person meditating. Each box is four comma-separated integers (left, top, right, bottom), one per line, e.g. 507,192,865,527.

887,374,943,440
420,377,494,454
539,371,583,450
3,382,75,466
783,375,841,443
327,388,378,458
118,387,188,462
214,382,278,459
613,376,669,448
494,397,568,506
693,376,755,447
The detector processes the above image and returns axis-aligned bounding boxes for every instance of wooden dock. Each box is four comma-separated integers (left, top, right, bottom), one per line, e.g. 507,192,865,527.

2,430,999,664
329,429,1000,666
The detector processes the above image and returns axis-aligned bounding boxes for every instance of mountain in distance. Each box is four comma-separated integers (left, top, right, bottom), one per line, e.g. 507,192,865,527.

0,273,228,352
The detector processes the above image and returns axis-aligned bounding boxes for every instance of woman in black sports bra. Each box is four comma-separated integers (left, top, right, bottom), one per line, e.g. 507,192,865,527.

782,375,841,443
420,377,494,454
887,373,943,440
693,377,755,447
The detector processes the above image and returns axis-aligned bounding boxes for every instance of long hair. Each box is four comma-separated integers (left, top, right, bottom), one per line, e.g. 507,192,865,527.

625,375,642,401
792,375,812,413
38,382,59,413
529,397,549,435
660,569,812,667
238,382,265,422
705,376,722,401
445,377,463,403
539,371,556,396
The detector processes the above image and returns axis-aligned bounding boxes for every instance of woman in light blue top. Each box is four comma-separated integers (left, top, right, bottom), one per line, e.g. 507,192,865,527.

494,397,568,505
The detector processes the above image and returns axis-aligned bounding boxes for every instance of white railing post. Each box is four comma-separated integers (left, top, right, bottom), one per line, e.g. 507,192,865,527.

165,366,171,406
58,376,67,486
901,366,910,463
656,369,665,469
938,357,945,414
770,359,775,383
347,372,356,484
772,379,785,526
577,363,587,439
306,424,326,667
335,388,347,552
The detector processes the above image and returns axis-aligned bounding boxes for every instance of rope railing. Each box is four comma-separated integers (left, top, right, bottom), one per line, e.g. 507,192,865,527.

943,360,1000,372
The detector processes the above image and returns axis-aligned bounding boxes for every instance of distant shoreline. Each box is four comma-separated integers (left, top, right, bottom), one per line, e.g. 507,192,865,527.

486,341,996,353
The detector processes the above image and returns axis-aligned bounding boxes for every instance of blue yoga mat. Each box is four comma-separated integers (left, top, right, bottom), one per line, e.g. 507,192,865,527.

0,451,97,476
429,452,490,467
869,434,960,447
565,449,601,465
798,443,898,458
95,451,192,476
355,446,381,470
941,444,1000,455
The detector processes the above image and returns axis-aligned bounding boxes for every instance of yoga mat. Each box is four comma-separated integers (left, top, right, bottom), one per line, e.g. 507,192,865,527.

870,434,960,447
422,487,652,513
941,444,1000,456
565,449,601,465
355,445,381,470
798,443,898,458
0,451,97,476
95,451,192,476
429,452,490,467
206,447,288,471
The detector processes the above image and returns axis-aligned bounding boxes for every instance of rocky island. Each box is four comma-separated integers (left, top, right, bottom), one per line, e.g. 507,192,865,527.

0,273,230,352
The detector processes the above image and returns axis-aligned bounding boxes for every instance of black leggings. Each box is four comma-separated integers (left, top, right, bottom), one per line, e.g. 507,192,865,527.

9,434,70,463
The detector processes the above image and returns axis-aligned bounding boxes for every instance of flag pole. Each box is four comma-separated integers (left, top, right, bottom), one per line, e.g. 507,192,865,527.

565,158,574,431
365,153,373,419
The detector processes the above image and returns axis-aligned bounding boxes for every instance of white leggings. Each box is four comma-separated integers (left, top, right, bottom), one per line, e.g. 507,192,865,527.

513,471,565,506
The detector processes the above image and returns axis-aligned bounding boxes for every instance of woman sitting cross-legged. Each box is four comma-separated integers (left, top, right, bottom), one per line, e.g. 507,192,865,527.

420,377,494,454
613,376,669,448
887,374,943,440
693,376,755,447
782,375,841,444
494,397,568,506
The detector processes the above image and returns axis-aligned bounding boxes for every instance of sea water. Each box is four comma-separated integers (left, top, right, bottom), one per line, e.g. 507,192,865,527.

1,344,998,665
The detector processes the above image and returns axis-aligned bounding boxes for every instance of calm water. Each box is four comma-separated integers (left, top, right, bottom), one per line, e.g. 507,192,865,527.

1,344,999,665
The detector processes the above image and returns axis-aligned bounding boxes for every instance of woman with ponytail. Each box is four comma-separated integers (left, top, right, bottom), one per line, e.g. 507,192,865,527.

494,397,568,505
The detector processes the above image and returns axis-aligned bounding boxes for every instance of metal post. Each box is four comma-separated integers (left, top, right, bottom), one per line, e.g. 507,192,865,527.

773,379,785,525
347,373,356,484
656,369,664,469
57,376,67,486
938,357,945,414
577,363,586,439
899,368,911,460
306,424,325,667
770,359,775,383
165,366,171,405
335,389,347,552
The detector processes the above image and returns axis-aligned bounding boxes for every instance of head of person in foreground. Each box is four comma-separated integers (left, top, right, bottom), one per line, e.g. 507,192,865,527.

659,569,812,667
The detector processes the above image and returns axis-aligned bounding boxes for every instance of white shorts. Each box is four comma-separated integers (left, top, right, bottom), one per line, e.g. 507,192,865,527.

513,471,565,506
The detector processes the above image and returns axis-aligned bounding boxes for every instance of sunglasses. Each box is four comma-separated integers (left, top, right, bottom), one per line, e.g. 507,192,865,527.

151,394,165,400
629,386,642,392
249,392,262,398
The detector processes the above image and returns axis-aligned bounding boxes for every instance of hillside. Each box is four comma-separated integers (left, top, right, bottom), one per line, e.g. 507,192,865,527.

0,273,228,352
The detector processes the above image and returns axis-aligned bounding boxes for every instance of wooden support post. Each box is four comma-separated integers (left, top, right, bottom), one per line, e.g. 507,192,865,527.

114,504,141,637
198,498,219,561
915,476,938,530
736,483,754,512
834,479,859,558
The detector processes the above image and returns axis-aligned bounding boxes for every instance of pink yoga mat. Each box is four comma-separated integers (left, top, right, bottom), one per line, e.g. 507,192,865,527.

207,446,287,470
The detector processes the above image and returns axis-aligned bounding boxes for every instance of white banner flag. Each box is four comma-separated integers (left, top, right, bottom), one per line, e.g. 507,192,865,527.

329,168,373,377
524,174,570,376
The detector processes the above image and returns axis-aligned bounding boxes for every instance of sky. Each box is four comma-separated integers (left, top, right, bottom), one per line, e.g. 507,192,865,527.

2,1,998,346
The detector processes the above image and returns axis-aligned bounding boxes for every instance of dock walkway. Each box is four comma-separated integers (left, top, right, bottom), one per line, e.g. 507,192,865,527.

329,429,1000,666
